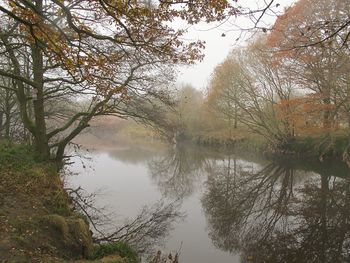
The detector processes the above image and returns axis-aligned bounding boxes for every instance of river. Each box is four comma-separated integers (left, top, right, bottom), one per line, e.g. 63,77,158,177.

66,142,350,263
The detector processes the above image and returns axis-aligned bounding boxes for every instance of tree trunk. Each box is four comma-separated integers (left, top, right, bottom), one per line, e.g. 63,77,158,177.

33,98,49,159
31,0,50,160
233,87,238,129
348,114,350,142
55,121,90,161
5,112,10,138
322,89,332,130
234,104,238,129
0,110,3,138
5,89,11,138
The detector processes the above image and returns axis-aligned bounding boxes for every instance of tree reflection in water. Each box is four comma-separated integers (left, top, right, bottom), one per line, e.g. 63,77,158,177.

145,143,350,262
202,156,350,263
148,143,212,198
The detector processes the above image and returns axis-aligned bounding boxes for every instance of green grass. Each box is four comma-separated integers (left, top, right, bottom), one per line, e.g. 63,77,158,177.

0,141,40,171
90,242,139,263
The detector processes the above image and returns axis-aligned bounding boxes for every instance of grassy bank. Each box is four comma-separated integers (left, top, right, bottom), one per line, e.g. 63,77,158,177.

192,130,350,163
192,128,267,153
0,141,139,263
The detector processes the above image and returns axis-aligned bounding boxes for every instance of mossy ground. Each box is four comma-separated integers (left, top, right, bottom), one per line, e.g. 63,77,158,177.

0,141,138,263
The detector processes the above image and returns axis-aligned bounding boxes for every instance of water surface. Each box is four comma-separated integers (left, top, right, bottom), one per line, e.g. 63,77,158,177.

67,143,350,263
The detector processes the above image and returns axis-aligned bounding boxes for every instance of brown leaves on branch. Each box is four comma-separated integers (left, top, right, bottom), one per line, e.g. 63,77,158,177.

274,94,337,136
0,0,244,160
267,0,350,50
5,0,237,95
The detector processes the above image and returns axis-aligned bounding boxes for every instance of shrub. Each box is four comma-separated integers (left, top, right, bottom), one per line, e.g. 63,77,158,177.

91,242,139,263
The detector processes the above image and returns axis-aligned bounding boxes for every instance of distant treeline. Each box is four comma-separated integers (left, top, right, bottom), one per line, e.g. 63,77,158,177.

143,0,350,164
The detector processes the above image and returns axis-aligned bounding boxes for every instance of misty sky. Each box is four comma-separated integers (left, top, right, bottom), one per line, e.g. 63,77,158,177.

176,0,296,91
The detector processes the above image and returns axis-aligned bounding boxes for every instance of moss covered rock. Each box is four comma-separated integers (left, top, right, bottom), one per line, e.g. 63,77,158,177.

43,214,93,259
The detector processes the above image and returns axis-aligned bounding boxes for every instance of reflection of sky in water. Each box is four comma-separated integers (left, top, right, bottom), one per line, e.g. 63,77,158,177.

67,152,162,218
66,148,240,263
66,144,350,263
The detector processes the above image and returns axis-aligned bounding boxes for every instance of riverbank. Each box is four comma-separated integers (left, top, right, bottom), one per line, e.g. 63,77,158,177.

192,131,350,164
0,142,139,262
